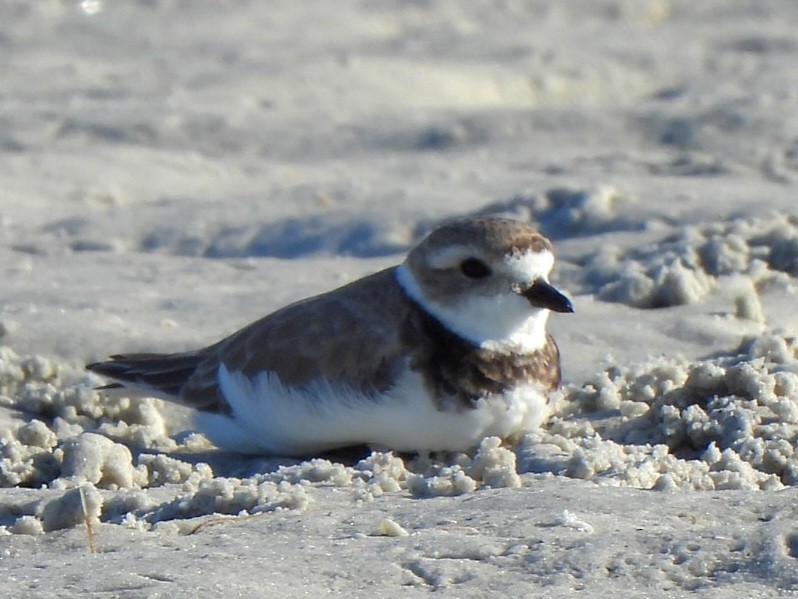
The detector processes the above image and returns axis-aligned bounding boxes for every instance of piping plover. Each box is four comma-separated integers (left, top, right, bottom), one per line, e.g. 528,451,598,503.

88,216,573,455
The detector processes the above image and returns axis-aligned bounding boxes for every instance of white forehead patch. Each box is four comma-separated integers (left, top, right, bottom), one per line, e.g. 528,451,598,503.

504,250,554,282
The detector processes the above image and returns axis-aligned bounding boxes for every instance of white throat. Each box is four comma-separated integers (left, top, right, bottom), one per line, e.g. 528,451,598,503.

395,264,551,354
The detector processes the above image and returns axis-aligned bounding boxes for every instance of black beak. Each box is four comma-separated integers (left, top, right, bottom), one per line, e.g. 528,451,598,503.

521,280,574,313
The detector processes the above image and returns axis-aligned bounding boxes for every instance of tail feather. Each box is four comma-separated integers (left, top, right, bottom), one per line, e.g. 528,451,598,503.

87,352,204,398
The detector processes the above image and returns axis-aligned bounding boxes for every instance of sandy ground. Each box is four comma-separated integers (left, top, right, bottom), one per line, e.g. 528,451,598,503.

2,0,798,597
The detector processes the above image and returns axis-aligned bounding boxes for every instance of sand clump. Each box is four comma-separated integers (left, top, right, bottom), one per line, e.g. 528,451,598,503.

587,213,798,308
474,185,633,236
522,332,798,491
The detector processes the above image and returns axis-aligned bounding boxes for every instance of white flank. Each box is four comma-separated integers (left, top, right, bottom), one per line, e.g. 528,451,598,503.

193,364,550,455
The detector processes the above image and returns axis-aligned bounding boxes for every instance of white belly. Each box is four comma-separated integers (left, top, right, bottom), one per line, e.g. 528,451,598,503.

193,365,551,455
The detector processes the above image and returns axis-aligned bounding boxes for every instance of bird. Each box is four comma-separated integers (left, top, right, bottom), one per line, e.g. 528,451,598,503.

87,216,573,456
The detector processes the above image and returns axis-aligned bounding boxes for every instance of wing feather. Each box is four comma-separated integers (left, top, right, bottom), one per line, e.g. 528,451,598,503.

216,268,410,394
89,268,414,414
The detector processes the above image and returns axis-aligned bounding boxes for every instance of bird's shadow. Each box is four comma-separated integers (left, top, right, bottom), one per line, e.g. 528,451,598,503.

138,443,385,479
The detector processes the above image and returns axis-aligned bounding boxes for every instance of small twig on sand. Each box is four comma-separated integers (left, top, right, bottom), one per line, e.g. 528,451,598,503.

78,484,97,554
187,513,262,535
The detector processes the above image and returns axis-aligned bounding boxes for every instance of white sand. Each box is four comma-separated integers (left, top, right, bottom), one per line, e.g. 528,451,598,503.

2,0,798,596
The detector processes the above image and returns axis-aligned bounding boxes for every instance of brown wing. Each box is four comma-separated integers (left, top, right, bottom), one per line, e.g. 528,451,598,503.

90,268,414,414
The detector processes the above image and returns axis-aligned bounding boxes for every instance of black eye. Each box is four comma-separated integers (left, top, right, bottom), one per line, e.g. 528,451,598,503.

460,258,491,279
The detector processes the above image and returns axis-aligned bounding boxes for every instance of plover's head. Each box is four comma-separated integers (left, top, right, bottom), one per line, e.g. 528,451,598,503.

396,217,573,354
